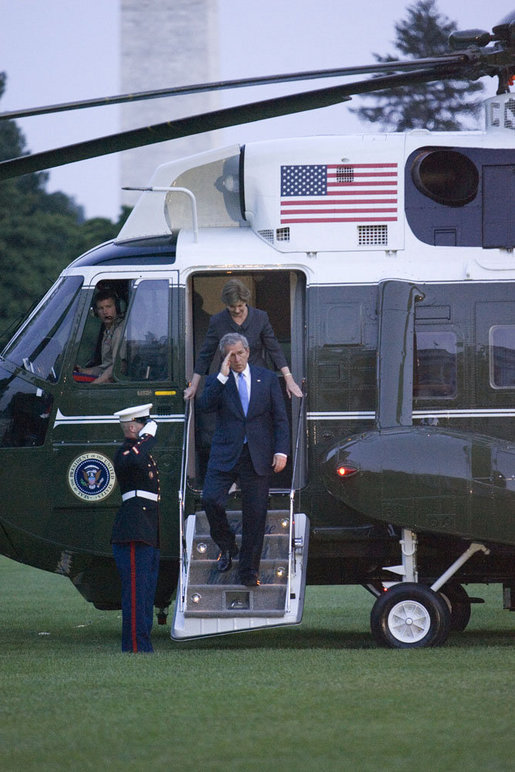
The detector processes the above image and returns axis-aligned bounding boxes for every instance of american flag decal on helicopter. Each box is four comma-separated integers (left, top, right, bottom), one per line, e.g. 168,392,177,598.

280,163,398,224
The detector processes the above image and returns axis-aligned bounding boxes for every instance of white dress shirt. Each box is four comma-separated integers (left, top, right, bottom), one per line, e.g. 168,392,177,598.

217,364,251,401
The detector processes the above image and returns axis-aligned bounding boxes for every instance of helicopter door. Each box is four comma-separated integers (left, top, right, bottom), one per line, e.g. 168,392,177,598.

187,270,306,488
475,296,515,425
51,274,179,556
482,165,515,249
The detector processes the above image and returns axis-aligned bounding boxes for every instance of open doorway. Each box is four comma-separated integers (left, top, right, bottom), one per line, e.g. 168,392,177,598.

186,270,306,491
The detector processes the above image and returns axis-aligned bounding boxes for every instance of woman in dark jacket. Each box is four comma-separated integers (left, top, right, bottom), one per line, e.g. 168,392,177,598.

184,279,302,400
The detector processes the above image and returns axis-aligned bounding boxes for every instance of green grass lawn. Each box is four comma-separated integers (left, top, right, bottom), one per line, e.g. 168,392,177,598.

1,556,514,771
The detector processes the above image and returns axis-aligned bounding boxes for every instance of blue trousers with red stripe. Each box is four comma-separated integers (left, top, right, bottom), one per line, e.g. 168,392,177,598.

112,542,160,653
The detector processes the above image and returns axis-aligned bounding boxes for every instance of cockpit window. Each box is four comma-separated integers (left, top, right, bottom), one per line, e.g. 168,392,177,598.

2,276,83,383
115,279,171,382
414,331,457,398
490,325,515,388
0,365,53,447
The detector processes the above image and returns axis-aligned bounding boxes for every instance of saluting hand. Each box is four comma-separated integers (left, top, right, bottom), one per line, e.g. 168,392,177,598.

220,351,232,377
139,420,158,437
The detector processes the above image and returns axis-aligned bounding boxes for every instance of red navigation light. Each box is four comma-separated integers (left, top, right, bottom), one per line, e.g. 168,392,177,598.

336,465,357,478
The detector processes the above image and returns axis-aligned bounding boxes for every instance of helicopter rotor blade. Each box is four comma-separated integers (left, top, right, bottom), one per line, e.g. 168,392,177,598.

0,60,477,182
0,55,470,123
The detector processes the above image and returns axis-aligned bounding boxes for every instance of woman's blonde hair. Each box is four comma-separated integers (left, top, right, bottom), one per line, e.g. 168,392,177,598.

221,278,251,306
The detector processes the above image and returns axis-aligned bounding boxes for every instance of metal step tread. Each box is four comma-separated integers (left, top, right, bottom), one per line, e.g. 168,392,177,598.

188,581,288,590
184,609,286,618
191,509,292,533
184,584,288,617
190,536,289,562
188,557,289,583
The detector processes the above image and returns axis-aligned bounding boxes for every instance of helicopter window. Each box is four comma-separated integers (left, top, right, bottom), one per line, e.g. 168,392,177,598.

0,365,53,447
414,331,457,398
2,276,82,383
115,279,170,382
411,150,479,207
74,282,128,384
490,326,515,389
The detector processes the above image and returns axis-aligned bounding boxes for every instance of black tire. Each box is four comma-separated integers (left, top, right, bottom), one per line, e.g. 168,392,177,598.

439,583,471,632
370,583,451,648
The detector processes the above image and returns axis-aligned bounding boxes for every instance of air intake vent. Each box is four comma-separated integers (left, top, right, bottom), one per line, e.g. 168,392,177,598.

258,229,274,243
487,97,515,130
358,224,388,245
336,165,355,183
503,98,515,129
276,227,290,242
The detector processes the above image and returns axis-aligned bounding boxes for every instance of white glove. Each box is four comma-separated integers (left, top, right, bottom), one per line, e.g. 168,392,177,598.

139,420,157,437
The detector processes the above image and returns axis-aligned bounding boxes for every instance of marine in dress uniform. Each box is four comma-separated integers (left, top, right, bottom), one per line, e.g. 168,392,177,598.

111,403,160,653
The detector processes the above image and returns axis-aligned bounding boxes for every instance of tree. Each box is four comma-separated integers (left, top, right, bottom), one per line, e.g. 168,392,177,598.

350,0,485,131
0,72,128,336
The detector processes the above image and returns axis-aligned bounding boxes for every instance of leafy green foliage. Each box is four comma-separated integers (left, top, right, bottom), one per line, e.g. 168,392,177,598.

0,72,129,336
351,0,485,131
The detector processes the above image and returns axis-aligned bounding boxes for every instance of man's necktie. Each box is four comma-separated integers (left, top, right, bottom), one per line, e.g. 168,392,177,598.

238,371,249,415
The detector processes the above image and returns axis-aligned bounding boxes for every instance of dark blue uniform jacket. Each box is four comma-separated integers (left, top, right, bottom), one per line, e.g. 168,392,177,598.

111,433,160,547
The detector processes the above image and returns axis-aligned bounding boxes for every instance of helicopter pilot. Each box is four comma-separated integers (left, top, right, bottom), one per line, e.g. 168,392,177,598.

111,403,160,653
75,289,124,384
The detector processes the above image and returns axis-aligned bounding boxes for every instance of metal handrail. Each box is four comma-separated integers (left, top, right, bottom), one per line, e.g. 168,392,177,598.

286,386,306,612
177,399,192,611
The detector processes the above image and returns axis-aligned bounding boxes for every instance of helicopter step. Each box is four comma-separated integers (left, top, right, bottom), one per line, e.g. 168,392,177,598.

171,509,309,640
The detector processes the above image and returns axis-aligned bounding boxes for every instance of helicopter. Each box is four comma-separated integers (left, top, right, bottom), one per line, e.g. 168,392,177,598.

0,10,515,648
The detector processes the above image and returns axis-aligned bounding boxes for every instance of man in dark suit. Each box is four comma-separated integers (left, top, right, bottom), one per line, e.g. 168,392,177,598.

198,332,290,586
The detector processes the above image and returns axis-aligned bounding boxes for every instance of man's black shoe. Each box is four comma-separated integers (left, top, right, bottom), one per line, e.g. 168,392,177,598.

216,550,232,572
239,572,260,587
216,544,238,573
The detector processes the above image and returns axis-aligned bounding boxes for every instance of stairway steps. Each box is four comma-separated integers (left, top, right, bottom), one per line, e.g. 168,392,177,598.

184,583,287,617
191,510,291,536
188,558,289,586
172,511,310,637
190,535,289,562
182,510,291,616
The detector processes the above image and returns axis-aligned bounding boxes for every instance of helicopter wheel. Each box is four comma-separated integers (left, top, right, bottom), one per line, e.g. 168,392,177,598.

438,583,471,632
370,583,451,649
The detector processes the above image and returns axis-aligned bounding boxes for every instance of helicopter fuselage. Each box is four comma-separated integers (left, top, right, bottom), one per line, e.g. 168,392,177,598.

1,94,514,622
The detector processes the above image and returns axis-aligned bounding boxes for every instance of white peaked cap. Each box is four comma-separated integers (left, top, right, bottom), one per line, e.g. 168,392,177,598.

114,403,153,422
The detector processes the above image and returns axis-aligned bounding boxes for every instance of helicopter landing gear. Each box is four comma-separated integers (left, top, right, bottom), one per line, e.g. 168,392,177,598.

370,582,450,648
439,582,472,632
371,530,490,648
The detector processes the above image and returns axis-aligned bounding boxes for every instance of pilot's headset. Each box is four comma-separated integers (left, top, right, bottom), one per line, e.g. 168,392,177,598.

91,291,125,318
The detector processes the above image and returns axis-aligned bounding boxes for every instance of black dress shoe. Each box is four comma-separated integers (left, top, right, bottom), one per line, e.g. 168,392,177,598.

216,550,233,572
216,543,238,573
239,572,260,587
